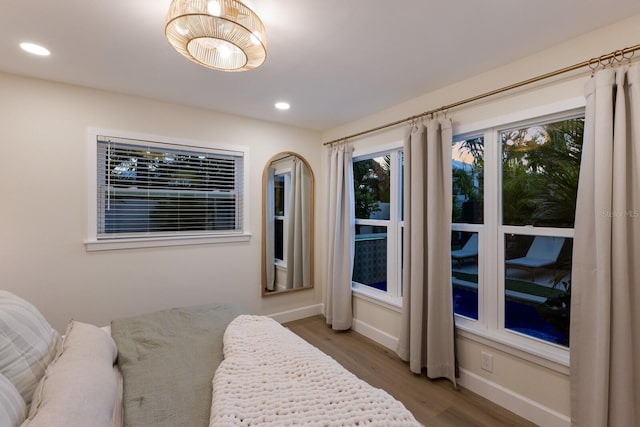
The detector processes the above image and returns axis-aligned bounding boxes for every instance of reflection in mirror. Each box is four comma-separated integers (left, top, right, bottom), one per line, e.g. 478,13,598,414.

262,152,314,295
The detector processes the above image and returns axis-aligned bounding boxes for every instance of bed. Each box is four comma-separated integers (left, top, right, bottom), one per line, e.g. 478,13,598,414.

0,290,421,427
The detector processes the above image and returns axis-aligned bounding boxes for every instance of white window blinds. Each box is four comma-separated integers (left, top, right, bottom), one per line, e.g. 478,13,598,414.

96,136,244,239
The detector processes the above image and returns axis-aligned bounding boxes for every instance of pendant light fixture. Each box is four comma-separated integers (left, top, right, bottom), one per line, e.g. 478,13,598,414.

165,0,267,72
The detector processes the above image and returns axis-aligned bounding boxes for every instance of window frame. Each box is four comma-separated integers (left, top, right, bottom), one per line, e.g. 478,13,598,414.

85,128,251,251
452,98,585,370
351,142,404,309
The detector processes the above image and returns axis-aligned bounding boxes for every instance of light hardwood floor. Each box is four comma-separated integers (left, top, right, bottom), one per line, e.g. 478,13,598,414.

284,315,537,427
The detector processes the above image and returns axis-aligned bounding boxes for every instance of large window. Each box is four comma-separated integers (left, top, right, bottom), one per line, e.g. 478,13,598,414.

452,113,583,352
500,117,581,347
95,135,244,241
352,148,403,301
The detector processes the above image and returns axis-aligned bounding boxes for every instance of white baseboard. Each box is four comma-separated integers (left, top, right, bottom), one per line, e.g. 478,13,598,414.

458,368,571,427
268,304,324,324
352,318,400,351
351,317,570,427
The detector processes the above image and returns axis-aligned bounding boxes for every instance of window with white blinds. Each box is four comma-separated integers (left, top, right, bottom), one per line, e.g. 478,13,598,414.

96,136,244,239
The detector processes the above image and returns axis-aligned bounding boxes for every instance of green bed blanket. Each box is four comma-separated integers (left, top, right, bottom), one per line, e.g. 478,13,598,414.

111,304,241,427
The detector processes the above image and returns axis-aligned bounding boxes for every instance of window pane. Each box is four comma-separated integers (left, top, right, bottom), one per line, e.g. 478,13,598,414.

274,218,284,261
353,156,391,220
504,234,572,347
104,192,237,232
400,225,404,296
353,225,387,291
501,118,583,227
451,231,479,320
274,175,285,216
400,151,405,222
453,137,484,224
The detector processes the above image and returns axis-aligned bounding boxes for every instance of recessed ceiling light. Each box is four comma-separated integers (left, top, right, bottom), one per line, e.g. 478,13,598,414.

275,102,290,110
20,42,50,56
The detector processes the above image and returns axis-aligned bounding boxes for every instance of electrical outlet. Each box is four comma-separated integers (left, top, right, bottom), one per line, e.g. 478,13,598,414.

481,351,494,372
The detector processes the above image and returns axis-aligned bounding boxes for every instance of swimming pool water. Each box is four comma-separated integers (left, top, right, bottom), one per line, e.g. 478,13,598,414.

453,286,569,347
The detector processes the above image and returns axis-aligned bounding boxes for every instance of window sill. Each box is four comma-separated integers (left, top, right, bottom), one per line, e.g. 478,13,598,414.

85,233,251,251
455,321,570,375
352,283,402,313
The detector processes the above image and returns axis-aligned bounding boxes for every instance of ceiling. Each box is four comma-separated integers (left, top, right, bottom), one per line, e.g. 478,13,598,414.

2,0,640,131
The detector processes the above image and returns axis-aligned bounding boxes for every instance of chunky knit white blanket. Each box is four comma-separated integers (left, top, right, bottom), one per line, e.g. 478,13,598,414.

209,315,421,427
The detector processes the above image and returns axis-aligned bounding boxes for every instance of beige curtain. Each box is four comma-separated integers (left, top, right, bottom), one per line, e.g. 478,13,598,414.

324,142,355,330
571,63,640,426
265,167,276,291
397,119,456,384
286,159,311,289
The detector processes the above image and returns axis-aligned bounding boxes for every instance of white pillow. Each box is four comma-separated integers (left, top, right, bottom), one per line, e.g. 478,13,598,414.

0,373,26,427
22,321,118,427
0,291,61,406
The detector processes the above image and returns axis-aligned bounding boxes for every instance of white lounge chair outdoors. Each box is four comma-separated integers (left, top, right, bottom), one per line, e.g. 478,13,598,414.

451,233,478,266
505,236,565,280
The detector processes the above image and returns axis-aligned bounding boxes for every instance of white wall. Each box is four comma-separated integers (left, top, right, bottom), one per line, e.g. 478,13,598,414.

322,13,640,426
324,14,640,144
0,73,323,332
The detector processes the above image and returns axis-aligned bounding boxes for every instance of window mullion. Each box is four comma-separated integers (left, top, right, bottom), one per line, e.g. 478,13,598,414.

387,150,400,298
502,226,574,238
484,128,500,333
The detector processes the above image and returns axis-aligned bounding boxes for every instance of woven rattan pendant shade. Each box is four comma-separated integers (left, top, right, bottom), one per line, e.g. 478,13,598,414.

165,0,267,72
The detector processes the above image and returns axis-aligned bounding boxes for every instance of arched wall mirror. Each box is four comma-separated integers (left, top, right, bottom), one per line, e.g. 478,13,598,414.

262,152,315,296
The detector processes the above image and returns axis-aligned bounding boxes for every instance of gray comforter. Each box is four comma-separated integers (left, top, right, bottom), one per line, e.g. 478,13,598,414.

111,304,241,427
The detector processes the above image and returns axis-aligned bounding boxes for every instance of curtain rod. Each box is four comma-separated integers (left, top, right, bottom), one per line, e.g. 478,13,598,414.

323,43,640,146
